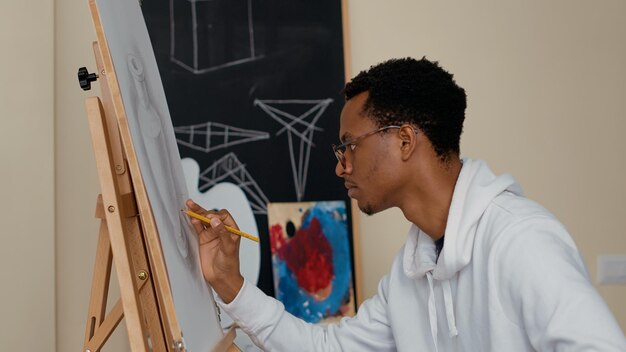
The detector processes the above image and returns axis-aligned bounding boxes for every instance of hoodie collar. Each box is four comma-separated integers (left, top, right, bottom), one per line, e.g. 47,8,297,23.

403,158,523,280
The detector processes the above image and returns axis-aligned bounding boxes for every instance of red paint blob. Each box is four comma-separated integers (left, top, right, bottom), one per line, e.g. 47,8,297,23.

272,217,334,296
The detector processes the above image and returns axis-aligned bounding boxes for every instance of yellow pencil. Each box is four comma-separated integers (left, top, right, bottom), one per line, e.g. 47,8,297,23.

182,209,260,243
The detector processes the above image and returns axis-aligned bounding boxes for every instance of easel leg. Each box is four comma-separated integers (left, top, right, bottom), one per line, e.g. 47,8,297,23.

83,212,166,351
84,206,122,351
125,216,168,351
83,96,172,351
85,97,151,351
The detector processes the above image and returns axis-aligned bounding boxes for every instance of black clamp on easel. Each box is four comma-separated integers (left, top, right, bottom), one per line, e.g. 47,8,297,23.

78,67,99,91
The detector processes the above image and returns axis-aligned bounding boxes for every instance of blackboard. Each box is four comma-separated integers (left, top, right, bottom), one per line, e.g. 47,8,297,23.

141,0,353,299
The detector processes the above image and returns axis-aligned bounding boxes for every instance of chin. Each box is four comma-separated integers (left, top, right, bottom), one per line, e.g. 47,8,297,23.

358,202,376,216
358,199,391,216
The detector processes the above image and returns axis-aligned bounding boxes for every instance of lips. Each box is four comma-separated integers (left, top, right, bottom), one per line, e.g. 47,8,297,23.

344,182,357,197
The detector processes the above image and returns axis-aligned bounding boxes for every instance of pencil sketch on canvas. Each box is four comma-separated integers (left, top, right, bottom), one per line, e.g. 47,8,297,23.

95,0,223,350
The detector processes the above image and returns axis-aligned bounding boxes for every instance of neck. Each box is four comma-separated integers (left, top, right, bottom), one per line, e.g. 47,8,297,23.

400,157,462,241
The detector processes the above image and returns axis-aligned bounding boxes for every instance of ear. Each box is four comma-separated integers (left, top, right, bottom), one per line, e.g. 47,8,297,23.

398,125,418,161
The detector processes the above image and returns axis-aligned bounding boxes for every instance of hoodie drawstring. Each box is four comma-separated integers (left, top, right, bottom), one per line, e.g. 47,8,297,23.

425,271,459,351
442,280,458,337
426,272,439,352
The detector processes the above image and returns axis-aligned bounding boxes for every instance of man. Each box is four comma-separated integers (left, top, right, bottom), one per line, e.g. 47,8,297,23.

187,58,626,351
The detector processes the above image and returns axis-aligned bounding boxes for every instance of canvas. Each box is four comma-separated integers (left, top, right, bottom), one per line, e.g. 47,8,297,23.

95,0,223,349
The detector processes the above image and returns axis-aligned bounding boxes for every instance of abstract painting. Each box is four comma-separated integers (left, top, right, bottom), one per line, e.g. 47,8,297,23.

268,201,355,324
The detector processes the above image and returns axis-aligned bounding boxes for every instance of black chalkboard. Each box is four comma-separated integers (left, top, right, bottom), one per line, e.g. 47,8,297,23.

141,0,352,298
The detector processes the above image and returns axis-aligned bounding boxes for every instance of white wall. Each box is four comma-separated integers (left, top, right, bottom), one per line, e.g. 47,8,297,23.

46,0,626,350
0,1,56,350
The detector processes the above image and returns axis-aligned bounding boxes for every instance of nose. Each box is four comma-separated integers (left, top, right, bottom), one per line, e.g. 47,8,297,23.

335,158,352,177
335,160,344,177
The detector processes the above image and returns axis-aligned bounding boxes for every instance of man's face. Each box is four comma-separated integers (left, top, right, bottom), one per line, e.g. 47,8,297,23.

335,92,399,215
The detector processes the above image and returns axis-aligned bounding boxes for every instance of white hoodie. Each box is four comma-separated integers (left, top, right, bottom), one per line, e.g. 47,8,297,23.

219,159,626,351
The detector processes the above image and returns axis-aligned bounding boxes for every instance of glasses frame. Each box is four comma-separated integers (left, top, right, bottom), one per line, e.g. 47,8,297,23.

332,125,404,168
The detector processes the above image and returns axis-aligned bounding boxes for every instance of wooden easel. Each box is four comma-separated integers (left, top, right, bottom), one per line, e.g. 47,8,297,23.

81,0,237,351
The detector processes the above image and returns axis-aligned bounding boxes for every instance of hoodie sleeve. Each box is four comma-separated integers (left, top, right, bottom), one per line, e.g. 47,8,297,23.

493,217,626,351
217,277,396,351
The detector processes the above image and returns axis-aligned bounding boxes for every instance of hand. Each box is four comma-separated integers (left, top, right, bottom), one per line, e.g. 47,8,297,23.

186,199,244,303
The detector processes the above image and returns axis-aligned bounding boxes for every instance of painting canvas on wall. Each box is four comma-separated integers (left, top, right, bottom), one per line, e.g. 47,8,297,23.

268,201,356,324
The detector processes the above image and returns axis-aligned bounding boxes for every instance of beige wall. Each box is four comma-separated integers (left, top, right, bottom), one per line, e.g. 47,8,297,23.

0,0,614,350
0,1,56,351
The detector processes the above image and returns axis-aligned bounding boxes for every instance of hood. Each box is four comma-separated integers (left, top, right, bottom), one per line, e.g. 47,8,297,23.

404,158,523,280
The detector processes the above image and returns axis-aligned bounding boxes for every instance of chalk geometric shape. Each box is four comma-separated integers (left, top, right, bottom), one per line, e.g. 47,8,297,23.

170,0,263,74
254,99,333,201
174,121,270,153
197,152,270,215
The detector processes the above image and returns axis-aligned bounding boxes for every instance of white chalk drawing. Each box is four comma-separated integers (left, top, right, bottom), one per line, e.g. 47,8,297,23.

174,121,270,153
254,99,333,201
170,0,263,74
198,152,270,215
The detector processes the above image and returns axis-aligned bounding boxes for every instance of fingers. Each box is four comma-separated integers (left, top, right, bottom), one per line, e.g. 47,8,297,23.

186,200,239,229
191,215,239,254
185,199,240,249
190,217,208,236
213,209,239,230
206,216,241,252
186,199,207,214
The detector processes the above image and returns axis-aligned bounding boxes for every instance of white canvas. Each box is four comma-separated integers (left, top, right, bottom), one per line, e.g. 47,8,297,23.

95,0,223,350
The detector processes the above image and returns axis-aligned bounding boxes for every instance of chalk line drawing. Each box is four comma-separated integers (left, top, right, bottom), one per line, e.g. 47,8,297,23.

253,99,333,201
169,0,263,74
198,152,269,215
174,122,270,153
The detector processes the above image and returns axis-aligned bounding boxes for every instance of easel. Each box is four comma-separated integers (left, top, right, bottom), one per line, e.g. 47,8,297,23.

80,0,237,351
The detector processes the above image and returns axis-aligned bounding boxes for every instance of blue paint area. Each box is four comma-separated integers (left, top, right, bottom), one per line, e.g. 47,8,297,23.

273,201,353,323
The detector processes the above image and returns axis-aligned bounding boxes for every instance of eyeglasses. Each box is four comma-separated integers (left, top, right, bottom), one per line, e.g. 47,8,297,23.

332,125,402,168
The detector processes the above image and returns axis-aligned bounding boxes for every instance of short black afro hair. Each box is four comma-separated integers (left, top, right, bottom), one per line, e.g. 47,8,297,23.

343,57,466,161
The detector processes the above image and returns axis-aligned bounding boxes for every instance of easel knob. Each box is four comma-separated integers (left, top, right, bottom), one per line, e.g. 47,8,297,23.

78,67,99,91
